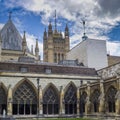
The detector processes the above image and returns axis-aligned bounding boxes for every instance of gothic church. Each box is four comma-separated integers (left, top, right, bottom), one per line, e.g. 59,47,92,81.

0,13,120,119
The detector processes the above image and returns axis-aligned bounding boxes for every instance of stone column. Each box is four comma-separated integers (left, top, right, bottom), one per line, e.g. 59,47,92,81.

115,76,120,115
77,87,80,115
60,86,65,115
7,85,13,116
85,82,91,115
39,85,43,115
99,80,105,113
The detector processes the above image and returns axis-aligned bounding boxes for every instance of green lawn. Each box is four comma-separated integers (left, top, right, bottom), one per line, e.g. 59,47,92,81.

42,119,94,120
16,118,98,120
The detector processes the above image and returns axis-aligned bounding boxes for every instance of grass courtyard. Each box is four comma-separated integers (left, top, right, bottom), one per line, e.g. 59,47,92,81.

16,118,98,120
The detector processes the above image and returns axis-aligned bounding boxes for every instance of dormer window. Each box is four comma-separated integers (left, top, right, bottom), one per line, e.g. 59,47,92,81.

20,67,28,72
45,68,52,74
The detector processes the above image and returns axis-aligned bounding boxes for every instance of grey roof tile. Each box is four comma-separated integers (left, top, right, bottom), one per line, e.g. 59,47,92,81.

1,19,22,50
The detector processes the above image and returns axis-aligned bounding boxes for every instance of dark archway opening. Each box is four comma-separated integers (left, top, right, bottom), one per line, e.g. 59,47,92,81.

64,84,77,114
43,86,59,114
106,86,117,113
90,89,100,113
0,87,7,115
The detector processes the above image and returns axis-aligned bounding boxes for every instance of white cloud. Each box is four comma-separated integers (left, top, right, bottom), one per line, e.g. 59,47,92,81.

4,0,120,56
107,41,120,56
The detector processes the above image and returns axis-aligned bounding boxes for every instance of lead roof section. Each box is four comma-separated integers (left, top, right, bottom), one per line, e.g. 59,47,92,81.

0,62,98,76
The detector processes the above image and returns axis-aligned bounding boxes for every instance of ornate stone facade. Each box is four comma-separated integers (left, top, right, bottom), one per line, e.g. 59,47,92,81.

0,13,120,119
0,61,120,118
43,22,69,63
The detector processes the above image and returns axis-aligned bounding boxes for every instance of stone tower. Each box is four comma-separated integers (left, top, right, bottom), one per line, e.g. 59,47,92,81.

43,12,70,63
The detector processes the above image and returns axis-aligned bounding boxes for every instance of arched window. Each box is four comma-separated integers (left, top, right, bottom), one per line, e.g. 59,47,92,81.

0,86,7,115
43,86,59,114
105,86,117,113
90,89,100,112
64,84,77,114
80,91,87,113
13,81,37,115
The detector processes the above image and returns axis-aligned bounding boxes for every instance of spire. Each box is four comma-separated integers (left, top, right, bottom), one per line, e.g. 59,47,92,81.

48,20,53,35
22,31,27,53
65,23,69,37
35,39,40,60
35,39,39,53
44,28,47,40
9,11,12,20
65,23,68,31
48,20,52,30
23,31,27,43
31,45,33,54
44,28,47,36
82,20,88,40
54,10,57,31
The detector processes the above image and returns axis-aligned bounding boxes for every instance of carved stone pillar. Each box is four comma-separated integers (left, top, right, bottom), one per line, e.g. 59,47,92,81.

39,85,43,115
99,80,105,113
77,87,80,115
85,82,91,115
60,86,65,115
115,78,120,115
115,90,120,115
7,85,13,116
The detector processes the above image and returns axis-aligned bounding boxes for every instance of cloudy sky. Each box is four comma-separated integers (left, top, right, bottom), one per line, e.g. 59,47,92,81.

0,0,120,59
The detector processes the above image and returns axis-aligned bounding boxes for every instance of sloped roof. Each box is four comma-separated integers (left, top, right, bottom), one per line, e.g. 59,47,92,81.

0,19,22,51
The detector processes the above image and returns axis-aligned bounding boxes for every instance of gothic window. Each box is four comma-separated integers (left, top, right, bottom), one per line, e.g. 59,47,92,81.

80,91,87,113
64,84,77,114
0,86,7,115
90,89,100,112
105,86,117,113
43,86,59,114
13,81,37,115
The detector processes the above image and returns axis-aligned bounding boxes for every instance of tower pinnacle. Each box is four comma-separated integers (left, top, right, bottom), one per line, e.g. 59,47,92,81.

54,10,57,31
9,11,12,20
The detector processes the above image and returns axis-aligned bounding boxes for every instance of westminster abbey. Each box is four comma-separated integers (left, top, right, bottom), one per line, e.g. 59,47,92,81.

0,13,120,119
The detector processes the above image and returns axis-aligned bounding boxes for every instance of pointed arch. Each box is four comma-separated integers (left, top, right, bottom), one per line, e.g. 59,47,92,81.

64,81,77,93
43,82,59,96
105,85,117,113
64,82,77,114
90,89,100,112
0,83,7,115
80,91,87,113
12,79,37,115
13,78,37,96
43,83,59,114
